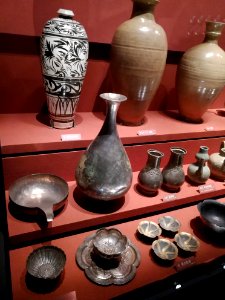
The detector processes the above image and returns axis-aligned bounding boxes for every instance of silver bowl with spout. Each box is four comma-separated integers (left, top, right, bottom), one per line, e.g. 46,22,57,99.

9,173,69,222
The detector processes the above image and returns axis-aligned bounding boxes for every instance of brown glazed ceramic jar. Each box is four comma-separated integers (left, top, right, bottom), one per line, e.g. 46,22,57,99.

138,149,164,195
208,141,225,181
110,0,167,126
176,21,225,123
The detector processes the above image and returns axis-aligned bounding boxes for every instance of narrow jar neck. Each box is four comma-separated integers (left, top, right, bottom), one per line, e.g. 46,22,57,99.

131,0,158,18
203,21,225,44
147,150,163,168
99,100,120,135
169,148,186,167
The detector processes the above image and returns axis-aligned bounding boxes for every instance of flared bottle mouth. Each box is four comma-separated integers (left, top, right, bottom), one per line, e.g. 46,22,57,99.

100,93,127,103
147,149,164,158
170,147,187,155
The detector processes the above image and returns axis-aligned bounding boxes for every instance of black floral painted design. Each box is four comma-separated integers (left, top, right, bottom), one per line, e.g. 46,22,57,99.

41,36,88,79
43,19,88,38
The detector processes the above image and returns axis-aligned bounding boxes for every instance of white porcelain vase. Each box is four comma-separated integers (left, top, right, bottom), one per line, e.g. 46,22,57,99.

40,8,88,129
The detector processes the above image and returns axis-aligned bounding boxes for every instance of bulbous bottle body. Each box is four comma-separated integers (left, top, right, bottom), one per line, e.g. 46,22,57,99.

75,93,133,200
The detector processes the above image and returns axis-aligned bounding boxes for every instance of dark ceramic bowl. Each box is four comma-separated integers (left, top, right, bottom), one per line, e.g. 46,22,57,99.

137,220,162,239
92,228,128,260
197,199,225,233
26,246,66,280
158,216,181,233
152,238,178,260
174,232,200,252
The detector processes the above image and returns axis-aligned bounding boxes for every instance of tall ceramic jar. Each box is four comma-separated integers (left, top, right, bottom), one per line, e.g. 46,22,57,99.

75,93,133,201
162,147,187,192
110,0,167,126
40,9,89,129
137,149,164,195
176,21,225,123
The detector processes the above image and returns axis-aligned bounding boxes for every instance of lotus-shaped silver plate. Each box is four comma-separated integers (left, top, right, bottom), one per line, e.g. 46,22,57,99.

26,246,66,279
174,232,200,252
9,173,69,222
76,230,141,286
137,220,162,238
158,216,181,233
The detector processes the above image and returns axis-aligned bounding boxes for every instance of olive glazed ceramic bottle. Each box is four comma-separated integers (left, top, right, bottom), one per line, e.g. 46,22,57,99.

162,147,187,192
75,93,133,200
138,149,164,195
110,0,167,126
176,21,225,123
208,141,225,181
40,9,88,129
187,146,210,184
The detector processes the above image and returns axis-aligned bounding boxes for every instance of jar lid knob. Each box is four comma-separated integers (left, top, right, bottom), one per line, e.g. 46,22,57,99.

57,9,74,18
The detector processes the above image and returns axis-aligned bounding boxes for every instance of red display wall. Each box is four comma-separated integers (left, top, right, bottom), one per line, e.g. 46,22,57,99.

1,0,225,114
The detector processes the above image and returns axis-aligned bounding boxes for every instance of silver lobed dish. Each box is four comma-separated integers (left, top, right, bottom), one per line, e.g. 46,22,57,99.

158,215,181,233
26,246,66,279
9,173,69,222
137,220,162,239
174,232,200,252
76,230,141,286
152,238,178,260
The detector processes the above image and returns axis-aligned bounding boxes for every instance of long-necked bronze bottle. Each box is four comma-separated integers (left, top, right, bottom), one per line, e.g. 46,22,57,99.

75,93,133,200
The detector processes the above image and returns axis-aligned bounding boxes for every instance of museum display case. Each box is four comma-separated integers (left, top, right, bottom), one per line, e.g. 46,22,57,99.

1,1,225,299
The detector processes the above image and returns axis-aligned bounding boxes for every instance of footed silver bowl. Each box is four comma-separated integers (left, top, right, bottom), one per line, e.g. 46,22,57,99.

92,228,128,260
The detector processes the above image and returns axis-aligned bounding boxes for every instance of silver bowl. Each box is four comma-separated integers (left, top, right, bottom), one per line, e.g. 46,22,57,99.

197,199,225,233
174,232,200,252
152,238,178,260
92,228,128,260
9,173,69,222
158,215,181,233
26,246,66,279
137,220,162,239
